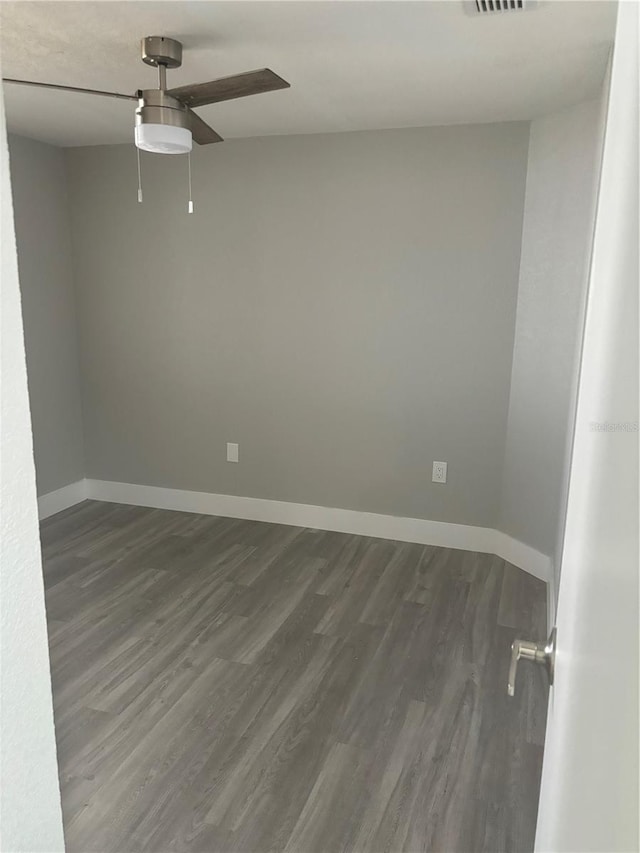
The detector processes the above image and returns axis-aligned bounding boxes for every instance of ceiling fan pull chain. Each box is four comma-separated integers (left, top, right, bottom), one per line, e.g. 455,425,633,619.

187,151,194,214
136,145,143,203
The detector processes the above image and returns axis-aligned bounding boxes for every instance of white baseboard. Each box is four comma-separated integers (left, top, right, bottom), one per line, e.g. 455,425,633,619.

85,478,551,583
38,479,88,520
491,530,551,583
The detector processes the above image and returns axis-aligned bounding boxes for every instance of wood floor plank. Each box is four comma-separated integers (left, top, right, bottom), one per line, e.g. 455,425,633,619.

283,741,373,853
41,500,548,853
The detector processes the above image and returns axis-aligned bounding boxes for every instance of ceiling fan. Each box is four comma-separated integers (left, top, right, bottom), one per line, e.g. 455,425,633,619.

2,36,291,154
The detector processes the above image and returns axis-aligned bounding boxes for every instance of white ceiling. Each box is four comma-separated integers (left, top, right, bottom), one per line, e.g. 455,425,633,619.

0,1,616,148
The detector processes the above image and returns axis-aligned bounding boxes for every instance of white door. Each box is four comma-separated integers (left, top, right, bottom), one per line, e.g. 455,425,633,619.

534,2,639,850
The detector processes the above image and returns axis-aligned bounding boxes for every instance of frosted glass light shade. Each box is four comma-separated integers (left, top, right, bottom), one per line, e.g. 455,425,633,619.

135,123,192,154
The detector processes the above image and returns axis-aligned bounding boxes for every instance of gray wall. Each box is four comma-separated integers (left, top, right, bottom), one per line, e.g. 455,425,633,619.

499,98,605,563
9,134,84,496
66,122,529,526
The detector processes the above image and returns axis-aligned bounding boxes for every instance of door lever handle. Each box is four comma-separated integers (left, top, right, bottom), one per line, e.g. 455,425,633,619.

508,628,556,696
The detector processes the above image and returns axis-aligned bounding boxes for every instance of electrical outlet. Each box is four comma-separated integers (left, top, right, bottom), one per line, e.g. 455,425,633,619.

226,442,239,463
432,461,447,483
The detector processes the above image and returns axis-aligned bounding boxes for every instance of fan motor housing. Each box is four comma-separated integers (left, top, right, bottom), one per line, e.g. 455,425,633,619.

136,89,190,131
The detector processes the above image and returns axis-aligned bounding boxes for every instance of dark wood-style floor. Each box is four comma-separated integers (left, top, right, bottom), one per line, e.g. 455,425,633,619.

41,500,548,853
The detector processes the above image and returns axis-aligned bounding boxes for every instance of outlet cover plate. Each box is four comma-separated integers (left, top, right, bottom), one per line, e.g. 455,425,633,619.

432,461,447,483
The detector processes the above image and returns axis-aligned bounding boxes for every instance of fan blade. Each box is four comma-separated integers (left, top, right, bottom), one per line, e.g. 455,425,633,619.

167,68,289,109
189,110,223,145
2,78,137,101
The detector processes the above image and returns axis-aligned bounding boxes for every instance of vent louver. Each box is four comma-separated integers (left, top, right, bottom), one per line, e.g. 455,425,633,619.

469,0,536,13
477,0,523,10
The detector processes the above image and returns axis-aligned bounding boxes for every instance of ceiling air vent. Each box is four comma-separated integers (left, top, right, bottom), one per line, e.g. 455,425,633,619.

464,0,537,14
